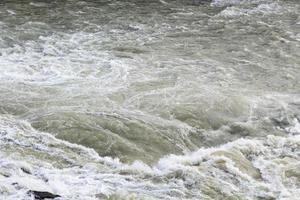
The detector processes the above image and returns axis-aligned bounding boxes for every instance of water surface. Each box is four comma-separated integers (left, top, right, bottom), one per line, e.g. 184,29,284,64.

0,0,300,199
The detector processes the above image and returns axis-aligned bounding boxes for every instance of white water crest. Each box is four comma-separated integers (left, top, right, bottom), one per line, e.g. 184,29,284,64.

1,116,300,199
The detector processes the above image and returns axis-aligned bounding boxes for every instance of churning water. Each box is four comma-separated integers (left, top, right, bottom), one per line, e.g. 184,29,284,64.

0,0,299,199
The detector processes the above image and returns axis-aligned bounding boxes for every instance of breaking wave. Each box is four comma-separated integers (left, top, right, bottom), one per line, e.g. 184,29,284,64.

1,116,300,199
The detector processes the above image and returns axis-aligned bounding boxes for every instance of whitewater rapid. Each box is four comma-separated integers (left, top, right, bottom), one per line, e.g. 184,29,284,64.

1,116,300,199
0,0,299,199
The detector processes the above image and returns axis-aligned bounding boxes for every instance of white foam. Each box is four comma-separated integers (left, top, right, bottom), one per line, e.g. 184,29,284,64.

211,0,258,7
1,116,300,199
285,118,300,135
215,2,285,17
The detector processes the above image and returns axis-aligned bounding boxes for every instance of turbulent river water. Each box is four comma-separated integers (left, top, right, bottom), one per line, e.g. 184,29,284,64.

0,0,300,199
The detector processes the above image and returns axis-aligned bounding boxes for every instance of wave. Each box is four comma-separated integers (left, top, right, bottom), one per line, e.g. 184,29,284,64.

1,115,299,199
211,0,270,7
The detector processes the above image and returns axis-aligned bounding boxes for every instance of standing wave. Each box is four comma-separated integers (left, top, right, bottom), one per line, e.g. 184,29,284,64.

1,116,299,199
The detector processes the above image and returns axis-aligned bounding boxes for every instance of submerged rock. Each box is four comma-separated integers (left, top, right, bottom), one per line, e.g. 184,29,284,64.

28,190,61,200
211,149,261,180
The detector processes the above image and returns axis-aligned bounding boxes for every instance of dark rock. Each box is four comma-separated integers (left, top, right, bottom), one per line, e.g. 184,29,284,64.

28,190,61,200
21,167,31,175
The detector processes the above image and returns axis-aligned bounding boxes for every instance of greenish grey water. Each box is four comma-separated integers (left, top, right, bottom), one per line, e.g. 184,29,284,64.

0,0,300,199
